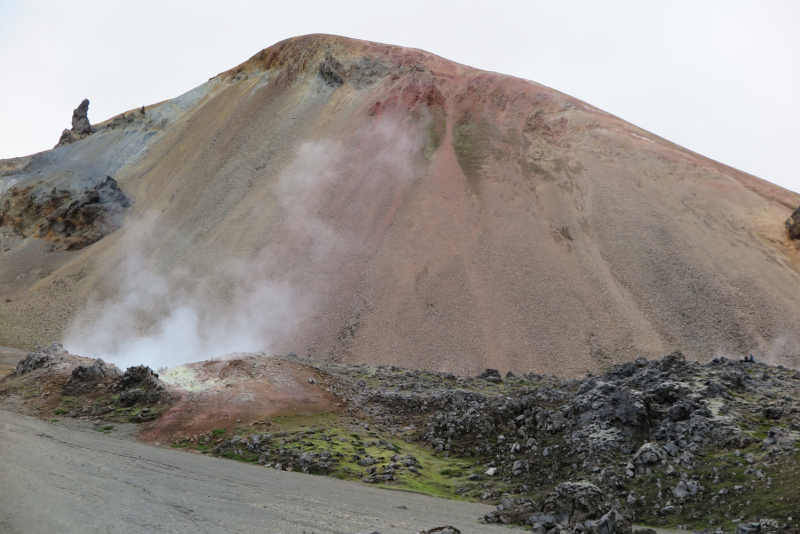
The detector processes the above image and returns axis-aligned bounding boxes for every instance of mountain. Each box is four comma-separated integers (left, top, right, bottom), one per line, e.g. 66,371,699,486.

1,34,799,376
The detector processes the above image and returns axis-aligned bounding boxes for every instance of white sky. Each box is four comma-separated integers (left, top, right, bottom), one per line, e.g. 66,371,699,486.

1,0,798,193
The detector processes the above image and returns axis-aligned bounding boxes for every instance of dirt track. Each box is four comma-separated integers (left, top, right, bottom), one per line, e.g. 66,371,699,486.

0,410,502,534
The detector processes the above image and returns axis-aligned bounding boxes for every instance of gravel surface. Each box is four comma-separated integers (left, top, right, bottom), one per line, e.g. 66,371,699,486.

0,410,502,534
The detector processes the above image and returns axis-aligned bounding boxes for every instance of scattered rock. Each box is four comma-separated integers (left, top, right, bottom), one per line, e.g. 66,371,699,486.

786,205,800,239
736,523,761,534
14,343,67,375
319,54,345,87
417,528,461,534
113,365,166,406
476,369,501,380
63,358,122,395
540,481,628,529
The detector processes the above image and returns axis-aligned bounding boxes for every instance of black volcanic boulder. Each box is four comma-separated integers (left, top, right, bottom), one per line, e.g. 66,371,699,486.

63,358,122,395
539,482,631,534
15,342,68,375
113,365,166,406
786,205,800,239
477,369,502,382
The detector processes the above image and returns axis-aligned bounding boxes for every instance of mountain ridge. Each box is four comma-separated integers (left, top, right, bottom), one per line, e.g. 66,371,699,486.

1,34,799,376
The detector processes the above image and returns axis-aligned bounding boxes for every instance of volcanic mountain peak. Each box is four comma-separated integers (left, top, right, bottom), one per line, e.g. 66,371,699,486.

1,34,799,376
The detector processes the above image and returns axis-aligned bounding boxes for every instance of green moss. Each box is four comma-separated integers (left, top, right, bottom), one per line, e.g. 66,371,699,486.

453,117,494,190
53,408,68,415
422,112,445,159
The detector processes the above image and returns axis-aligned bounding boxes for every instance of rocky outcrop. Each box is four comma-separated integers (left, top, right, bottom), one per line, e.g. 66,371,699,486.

54,99,95,148
786,205,800,239
0,175,131,250
112,365,167,407
298,351,800,528
62,358,122,395
72,99,92,134
14,343,68,375
485,482,631,533
318,53,345,87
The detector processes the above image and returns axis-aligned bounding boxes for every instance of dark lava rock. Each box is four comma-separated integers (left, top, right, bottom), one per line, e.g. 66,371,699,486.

15,343,67,375
540,481,629,531
63,358,122,395
417,527,461,534
15,352,52,375
72,99,92,135
485,481,631,533
476,368,501,381
319,53,345,87
786,205,800,239
0,175,131,250
113,365,166,406
54,99,95,147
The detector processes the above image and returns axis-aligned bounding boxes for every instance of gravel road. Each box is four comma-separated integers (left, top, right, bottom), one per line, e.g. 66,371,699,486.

0,410,503,534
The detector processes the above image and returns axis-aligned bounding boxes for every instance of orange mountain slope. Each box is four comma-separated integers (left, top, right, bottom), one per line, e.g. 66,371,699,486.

1,34,799,376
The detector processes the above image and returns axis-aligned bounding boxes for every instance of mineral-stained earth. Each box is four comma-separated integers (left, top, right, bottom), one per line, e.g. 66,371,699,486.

2,347,799,532
2,34,800,532
1,34,800,375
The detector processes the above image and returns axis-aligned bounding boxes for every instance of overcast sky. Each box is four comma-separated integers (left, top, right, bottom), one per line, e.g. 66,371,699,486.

1,0,798,193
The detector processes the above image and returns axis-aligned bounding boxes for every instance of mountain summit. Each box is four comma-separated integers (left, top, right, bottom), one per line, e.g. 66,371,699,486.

1,34,798,375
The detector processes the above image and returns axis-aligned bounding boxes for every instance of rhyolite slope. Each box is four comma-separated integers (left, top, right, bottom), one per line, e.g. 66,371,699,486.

1,34,799,376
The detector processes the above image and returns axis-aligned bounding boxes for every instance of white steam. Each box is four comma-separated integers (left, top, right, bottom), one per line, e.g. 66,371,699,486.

64,117,426,370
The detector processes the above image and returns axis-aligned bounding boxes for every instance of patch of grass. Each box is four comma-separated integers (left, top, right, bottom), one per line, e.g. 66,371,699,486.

61,397,75,404
53,408,69,415
96,425,114,432
50,419,59,422
211,428,226,437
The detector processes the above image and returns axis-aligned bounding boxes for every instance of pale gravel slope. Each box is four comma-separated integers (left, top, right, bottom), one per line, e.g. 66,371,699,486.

0,410,498,534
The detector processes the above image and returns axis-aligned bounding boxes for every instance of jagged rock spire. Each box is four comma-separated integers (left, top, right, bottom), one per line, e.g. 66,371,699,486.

54,98,95,148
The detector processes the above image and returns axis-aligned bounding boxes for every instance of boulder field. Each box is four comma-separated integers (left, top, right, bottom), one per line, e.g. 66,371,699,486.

2,348,799,532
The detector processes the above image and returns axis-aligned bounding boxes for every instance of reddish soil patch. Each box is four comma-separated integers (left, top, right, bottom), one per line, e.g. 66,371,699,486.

141,354,344,442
